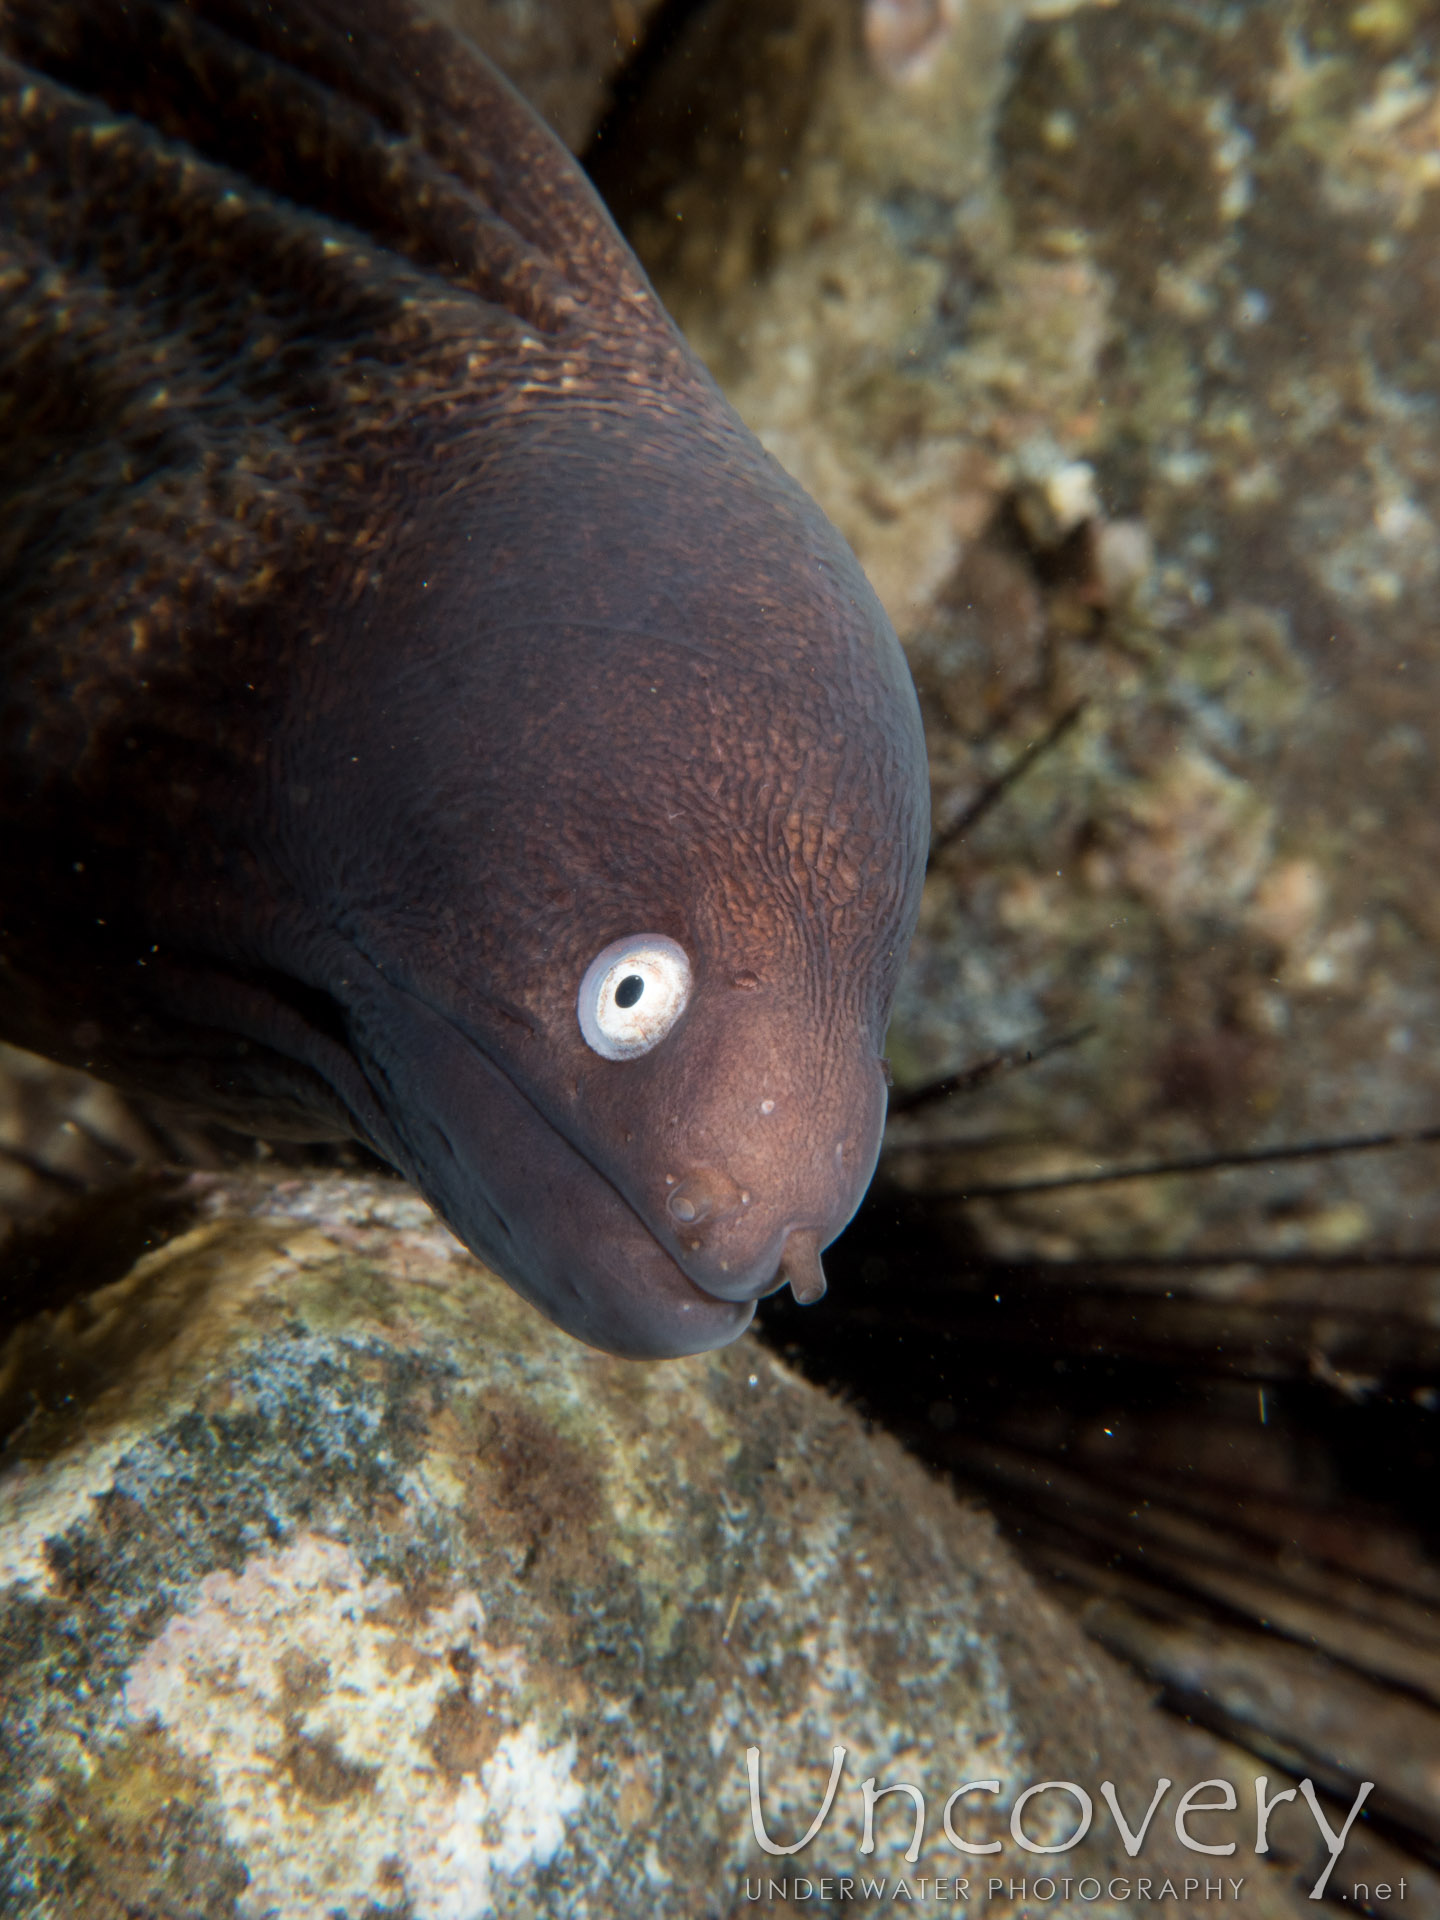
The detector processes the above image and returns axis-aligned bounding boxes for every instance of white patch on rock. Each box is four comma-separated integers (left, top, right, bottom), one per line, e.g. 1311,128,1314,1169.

0,1437,135,1594
122,1533,581,1920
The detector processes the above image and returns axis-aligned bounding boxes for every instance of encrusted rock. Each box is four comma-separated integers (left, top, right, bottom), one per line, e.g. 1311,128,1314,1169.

0,1173,1316,1919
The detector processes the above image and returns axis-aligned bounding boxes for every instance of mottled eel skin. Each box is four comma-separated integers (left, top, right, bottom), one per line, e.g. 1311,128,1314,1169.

0,0,929,1356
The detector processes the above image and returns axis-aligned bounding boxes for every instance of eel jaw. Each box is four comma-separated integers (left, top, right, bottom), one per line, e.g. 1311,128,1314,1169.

344,972,755,1358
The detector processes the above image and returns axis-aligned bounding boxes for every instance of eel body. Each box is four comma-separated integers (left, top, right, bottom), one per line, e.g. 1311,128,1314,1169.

0,0,929,1356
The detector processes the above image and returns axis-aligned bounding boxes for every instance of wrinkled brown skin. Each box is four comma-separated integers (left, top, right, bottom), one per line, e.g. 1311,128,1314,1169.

0,0,929,1356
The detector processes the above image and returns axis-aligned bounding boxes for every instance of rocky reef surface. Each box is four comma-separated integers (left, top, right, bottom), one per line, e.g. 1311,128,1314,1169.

0,1173,1327,1919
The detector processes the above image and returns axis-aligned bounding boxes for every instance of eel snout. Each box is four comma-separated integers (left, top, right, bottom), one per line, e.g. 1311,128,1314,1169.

663,1169,832,1306
671,1213,830,1308
649,1046,886,1311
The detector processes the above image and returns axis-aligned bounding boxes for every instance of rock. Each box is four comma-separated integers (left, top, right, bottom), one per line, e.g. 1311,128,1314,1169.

0,1173,1318,1919
0,1040,161,1228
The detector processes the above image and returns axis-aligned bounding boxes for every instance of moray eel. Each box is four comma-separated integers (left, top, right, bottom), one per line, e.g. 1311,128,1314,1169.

0,0,929,1356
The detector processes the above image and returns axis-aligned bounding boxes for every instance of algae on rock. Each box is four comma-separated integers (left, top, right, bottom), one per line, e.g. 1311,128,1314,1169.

0,1173,1316,1920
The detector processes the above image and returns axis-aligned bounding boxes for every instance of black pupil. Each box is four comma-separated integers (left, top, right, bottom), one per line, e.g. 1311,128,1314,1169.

615,974,645,1010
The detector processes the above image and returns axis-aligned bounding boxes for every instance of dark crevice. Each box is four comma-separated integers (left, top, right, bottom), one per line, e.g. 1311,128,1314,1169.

581,0,718,182
0,1169,200,1342
229,962,353,1055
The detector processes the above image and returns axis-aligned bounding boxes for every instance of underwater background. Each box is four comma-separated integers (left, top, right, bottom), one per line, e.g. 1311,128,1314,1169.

1,0,1438,1914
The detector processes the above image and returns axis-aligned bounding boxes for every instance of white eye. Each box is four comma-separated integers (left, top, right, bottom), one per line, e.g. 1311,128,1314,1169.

578,934,692,1061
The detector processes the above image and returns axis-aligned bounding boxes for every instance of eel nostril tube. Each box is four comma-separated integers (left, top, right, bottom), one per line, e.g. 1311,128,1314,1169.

780,1228,827,1305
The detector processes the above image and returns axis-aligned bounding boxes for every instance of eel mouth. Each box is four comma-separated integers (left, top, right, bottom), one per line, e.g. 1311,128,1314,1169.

179,937,833,1353
345,973,766,1357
